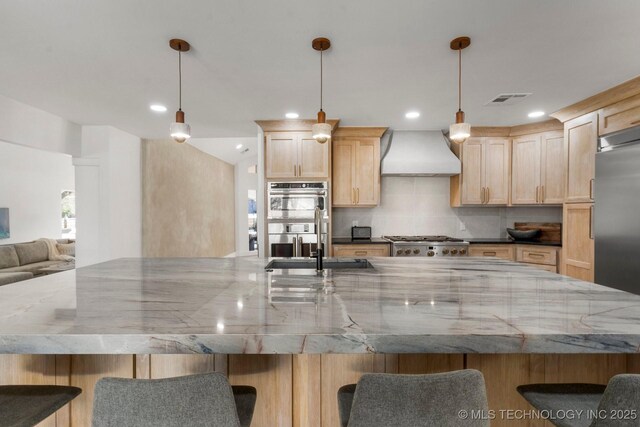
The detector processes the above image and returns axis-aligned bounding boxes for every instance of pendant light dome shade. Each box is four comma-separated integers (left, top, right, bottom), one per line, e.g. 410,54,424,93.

449,37,471,144
169,39,191,143
312,38,331,144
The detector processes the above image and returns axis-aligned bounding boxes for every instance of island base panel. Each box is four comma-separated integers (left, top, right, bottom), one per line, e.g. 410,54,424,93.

1,354,640,427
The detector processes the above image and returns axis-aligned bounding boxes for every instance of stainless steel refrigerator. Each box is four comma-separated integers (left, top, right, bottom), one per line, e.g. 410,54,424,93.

595,125,640,293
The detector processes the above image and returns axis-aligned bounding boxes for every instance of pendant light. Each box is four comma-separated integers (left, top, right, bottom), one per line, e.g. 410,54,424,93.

311,37,332,144
449,36,471,144
169,39,191,143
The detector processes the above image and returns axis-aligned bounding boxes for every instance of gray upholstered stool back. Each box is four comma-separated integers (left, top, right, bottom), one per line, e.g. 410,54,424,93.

591,374,640,427
345,369,489,427
92,372,241,427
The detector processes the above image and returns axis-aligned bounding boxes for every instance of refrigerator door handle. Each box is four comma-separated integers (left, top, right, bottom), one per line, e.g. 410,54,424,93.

590,205,595,240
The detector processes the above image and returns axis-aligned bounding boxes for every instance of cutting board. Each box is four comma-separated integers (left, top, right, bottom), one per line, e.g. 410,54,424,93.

514,222,562,243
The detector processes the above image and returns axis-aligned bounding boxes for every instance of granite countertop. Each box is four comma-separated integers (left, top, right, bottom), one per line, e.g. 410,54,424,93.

332,237,391,245
465,238,562,247
0,257,638,355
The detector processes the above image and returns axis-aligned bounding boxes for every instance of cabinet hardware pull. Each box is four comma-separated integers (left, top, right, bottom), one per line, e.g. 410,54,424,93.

483,251,497,256
481,187,485,204
355,251,367,256
631,120,640,125
590,205,595,240
529,253,545,258
352,188,355,204
356,188,360,204
541,185,545,203
486,188,489,204
299,165,302,176
294,164,297,177
590,178,594,200
536,186,539,203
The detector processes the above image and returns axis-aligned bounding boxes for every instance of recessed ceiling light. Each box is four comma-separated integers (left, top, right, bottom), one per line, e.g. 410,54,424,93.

528,111,545,118
150,104,167,112
285,112,299,119
236,144,243,150
405,111,420,119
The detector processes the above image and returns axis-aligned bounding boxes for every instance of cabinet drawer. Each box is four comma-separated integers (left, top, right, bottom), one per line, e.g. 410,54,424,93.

468,245,515,261
516,246,557,266
333,244,390,258
522,263,558,273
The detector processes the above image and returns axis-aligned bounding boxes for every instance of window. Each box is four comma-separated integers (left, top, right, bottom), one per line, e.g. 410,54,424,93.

61,190,76,239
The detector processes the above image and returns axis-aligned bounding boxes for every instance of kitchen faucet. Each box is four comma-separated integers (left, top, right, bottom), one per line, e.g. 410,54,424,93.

313,198,325,271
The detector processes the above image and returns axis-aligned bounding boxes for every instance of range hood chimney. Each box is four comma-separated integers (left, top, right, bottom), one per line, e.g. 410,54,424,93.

381,130,461,176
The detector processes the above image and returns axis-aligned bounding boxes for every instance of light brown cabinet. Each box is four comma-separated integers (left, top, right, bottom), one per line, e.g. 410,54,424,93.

562,203,594,281
333,244,390,258
265,132,329,179
451,137,510,206
598,92,640,136
332,128,386,207
511,131,564,205
564,113,597,203
468,245,515,261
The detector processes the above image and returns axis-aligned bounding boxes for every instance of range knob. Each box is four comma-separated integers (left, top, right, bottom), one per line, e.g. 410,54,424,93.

442,249,450,255
460,249,467,255
396,249,403,255
413,249,420,255
427,251,435,257
404,249,411,255
451,249,458,255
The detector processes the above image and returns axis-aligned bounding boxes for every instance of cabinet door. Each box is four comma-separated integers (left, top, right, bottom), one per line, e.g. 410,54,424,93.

354,138,380,206
298,134,329,178
461,138,484,205
562,203,594,282
332,139,356,206
266,133,298,179
540,131,565,204
484,138,511,205
511,135,541,204
598,92,640,136
565,113,597,203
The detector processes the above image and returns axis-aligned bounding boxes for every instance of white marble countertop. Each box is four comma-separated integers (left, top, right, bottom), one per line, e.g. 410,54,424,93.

1,257,639,354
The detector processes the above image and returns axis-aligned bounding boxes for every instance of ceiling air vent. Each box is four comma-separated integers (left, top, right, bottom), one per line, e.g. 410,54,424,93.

485,93,532,106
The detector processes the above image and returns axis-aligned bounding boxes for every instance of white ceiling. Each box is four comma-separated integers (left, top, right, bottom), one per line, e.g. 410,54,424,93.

1,1,639,139
189,137,257,165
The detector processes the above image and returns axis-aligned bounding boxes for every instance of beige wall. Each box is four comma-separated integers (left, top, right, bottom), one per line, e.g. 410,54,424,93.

142,139,235,257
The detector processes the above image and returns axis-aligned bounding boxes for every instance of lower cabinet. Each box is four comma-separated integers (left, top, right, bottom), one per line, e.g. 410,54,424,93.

562,203,595,282
333,244,390,258
470,244,561,273
468,245,515,261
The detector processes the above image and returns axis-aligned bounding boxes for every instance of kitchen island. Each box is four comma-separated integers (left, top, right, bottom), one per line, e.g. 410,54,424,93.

2,257,640,427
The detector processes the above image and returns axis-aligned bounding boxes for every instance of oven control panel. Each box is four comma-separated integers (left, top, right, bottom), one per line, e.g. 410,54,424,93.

393,245,469,257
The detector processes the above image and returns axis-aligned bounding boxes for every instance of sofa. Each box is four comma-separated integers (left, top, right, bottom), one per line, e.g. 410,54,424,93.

0,240,75,286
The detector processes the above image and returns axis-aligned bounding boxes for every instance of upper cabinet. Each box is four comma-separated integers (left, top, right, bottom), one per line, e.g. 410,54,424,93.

265,132,329,180
511,130,564,205
332,127,386,207
451,137,510,206
564,112,597,203
598,92,640,136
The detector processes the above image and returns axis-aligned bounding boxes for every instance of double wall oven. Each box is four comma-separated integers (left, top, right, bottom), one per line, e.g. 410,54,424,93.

267,182,329,257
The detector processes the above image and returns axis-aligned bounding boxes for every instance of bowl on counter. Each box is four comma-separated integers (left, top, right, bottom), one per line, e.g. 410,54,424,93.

507,228,541,241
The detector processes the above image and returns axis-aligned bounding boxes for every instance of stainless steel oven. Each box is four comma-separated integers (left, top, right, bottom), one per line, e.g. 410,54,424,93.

267,182,328,220
268,222,327,257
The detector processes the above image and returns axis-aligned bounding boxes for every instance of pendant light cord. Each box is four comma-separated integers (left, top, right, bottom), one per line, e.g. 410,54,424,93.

178,50,182,111
458,46,462,112
320,48,323,112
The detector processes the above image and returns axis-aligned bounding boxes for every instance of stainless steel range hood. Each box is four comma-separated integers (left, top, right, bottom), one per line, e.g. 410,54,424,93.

381,130,461,176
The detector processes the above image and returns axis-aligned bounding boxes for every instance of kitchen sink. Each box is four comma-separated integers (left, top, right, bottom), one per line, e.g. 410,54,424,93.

265,258,373,270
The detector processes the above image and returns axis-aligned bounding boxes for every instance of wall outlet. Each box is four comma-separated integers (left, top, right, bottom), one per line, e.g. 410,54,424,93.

459,220,466,231
352,220,359,227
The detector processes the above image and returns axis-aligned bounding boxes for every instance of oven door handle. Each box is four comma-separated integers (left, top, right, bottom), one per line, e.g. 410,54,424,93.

269,191,326,196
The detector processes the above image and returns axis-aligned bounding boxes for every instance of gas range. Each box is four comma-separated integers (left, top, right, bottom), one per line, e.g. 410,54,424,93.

382,235,469,257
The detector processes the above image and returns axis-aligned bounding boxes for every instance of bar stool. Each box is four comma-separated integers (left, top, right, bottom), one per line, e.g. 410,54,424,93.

0,385,82,427
337,369,489,427
518,373,640,427
92,372,256,427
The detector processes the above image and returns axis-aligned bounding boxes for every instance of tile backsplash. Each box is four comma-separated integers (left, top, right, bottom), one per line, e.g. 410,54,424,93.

332,177,562,238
